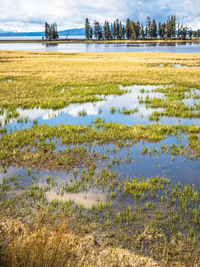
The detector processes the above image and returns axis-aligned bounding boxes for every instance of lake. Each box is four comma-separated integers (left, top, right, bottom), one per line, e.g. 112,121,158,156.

0,41,200,53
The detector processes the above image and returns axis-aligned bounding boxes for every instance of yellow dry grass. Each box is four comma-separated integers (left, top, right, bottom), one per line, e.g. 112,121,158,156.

0,214,159,267
0,50,200,108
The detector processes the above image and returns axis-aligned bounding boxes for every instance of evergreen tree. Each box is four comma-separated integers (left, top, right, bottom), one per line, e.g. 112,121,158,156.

177,22,180,39
172,15,176,38
44,22,58,40
145,26,148,38
195,29,200,39
136,21,140,39
130,21,136,40
141,24,145,39
180,27,187,40
166,17,171,39
85,18,91,39
126,18,131,40
162,23,166,39
103,21,107,39
104,21,111,40
45,22,50,39
146,16,151,38
122,26,126,39
151,19,157,39
189,28,193,39
84,15,195,41
198,29,200,39
89,27,93,39
116,19,120,39
158,22,162,38
52,23,59,39
113,22,117,39
93,20,102,40
118,21,122,39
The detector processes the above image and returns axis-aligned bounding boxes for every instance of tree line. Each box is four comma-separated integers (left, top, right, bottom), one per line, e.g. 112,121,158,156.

85,16,200,40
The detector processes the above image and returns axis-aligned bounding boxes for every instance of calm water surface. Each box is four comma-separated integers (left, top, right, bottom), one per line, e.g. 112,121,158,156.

0,41,200,53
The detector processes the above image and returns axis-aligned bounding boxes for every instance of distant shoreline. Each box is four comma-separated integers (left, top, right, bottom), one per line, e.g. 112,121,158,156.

0,39,200,44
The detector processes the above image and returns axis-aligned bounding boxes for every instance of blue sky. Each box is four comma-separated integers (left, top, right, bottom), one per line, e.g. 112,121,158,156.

0,0,200,32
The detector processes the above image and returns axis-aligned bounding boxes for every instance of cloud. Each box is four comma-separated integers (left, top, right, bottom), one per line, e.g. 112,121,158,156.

0,0,200,32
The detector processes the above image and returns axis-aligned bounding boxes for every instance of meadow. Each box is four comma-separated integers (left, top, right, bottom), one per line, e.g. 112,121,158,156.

0,50,200,266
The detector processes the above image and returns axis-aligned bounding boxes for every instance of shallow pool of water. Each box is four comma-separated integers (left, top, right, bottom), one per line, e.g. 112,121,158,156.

1,84,200,134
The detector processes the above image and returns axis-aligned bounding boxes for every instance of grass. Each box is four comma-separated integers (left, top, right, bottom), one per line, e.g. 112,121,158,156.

0,51,200,110
0,211,160,267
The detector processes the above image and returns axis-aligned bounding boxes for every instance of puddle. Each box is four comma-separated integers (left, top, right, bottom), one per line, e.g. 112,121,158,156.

1,84,199,134
1,133,199,188
173,64,200,69
155,64,164,67
46,190,106,208
182,88,200,107
155,64,200,69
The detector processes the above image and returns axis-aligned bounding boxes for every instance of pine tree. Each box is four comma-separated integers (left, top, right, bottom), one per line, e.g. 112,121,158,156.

158,22,162,39
166,16,172,39
177,22,181,39
106,22,111,39
85,18,91,40
181,27,187,40
172,15,176,38
84,15,195,41
116,19,120,39
45,22,50,39
104,21,111,40
136,21,140,39
103,21,107,39
126,18,131,40
141,25,145,39
118,21,122,39
197,29,200,39
146,16,151,38
162,23,166,39
113,22,116,39
145,26,148,38
89,27,93,39
110,23,114,39
130,21,136,40
52,23,59,40
122,26,126,39
151,19,157,39
189,28,193,39
44,22,59,40
94,20,101,40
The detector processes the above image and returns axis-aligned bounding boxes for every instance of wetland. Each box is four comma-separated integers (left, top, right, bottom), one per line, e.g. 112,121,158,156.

0,50,200,266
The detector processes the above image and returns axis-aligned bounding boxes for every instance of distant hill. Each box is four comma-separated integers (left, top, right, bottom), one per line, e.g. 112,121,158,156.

0,28,85,37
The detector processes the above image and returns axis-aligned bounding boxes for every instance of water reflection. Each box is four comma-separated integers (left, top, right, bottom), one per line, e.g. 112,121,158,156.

1,41,200,53
1,84,200,133
42,43,59,48
46,190,106,208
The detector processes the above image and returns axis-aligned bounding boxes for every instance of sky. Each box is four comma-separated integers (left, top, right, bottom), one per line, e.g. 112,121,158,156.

0,0,200,32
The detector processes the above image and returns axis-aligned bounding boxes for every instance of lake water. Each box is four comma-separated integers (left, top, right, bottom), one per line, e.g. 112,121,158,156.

0,41,200,53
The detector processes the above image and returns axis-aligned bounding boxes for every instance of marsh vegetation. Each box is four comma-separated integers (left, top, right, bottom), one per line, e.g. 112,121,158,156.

0,51,200,266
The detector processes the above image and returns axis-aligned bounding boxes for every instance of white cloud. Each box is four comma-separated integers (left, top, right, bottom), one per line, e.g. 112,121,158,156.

0,0,200,32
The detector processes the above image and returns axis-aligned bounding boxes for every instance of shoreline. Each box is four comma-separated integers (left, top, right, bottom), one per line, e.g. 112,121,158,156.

0,39,200,44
